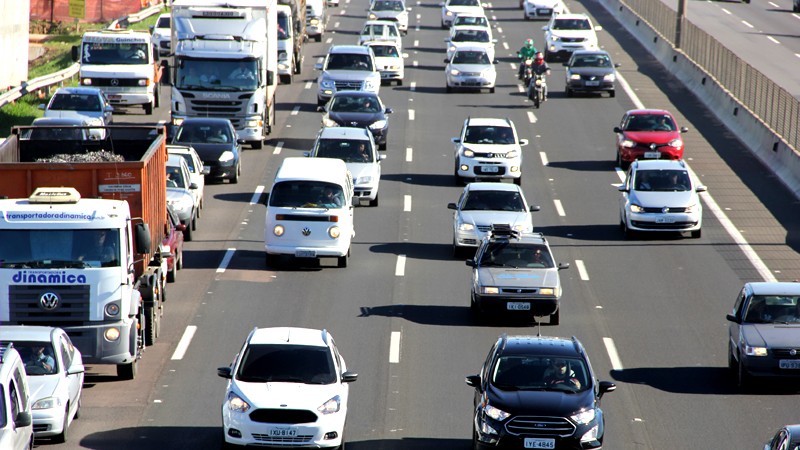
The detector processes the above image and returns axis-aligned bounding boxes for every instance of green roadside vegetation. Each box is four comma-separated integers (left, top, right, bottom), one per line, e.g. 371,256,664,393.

0,11,163,136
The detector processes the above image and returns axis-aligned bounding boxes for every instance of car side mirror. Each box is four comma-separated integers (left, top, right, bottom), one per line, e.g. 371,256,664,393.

726,313,740,324
695,185,708,193
447,202,457,210
385,107,393,114
176,223,187,232
303,151,311,157
451,137,460,143
67,363,85,375
342,371,358,382
614,63,621,68
598,381,616,396
680,126,689,133
38,103,46,110
14,411,32,428
595,25,603,31
519,138,529,146
378,154,387,161
493,59,499,64
317,106,326,112
237,139,247,145
563,62,569,67
444,37,450,42
542,25,549,31
465,374,480,387
314,62,323,70
444,58,450,63
202,166,211,175
465,259,476,267
105,105,114,112
618,186,628,192
217,366,233,379
529,205,541,212
492,39,498,43
558,262,570,270
189,182,198,190
613,126,622,133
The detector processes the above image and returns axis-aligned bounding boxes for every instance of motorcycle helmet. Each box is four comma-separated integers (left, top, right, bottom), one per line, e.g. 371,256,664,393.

534,52,544,64
525,38,534,47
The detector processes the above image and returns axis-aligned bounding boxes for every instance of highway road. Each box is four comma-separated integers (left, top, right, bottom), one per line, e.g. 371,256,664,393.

660,0,800,96
50,0,800,448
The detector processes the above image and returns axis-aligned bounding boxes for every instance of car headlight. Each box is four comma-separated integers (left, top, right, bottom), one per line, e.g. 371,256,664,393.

320,79,335,89
219,151,234,162
668,138,683,148
621,139,636,148
571,408,596,425
744,345,768,357
369,119,387,129
246,119,261,128
81,78,93,85
481,286,499,294
87,117,104,126
33,397,61,410
458,222,475,231
483,404,510,421
539,287,556,296
278,63,289,70
318,395,341,414
550,35,560,42
322,117,339,127
356,175,373,184
278,51,287,60
629,204,644,213
387,65,400,70
569,73,581,81
504,150,519,159
310,18,320,25
369,12,377,19
446,10,454,16
450,68,461,76
603,73,616,81
462,148,475,157
227,392,250,413
273,225,285,236
329,226,341,238
449,46,456,53
138,79,149,86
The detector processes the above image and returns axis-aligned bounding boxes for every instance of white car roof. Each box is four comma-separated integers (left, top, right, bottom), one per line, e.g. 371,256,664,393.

467,117,512,127
632,159,687,170
249,327,330,347
0,325,59,342
465,182,523,192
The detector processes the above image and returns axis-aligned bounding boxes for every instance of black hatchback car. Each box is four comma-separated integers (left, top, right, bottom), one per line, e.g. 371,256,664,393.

171,118,242,184
466,335,616,450
563,50,620,98
319,91,393,150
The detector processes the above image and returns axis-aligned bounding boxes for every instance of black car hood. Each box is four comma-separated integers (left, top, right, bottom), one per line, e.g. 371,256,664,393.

182,142,234,160
488,384,595,417
328,111,383,127
568,67,614,77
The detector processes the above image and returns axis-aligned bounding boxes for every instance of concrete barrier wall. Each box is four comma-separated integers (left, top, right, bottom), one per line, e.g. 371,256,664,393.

0,1,31,88
600,0,800,199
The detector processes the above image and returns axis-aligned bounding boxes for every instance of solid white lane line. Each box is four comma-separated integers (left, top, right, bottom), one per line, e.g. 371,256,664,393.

395,255,406,276
217,248,236,273
408,109,415,121
291,106,300,115
603,337,624,371
575,259,589,281
410,81,417,91
406,147,413,162
389,331,401,363
767,36,780,44
171,326,198,360
768,1,779,7
539,152,549,166
304,81,312,89
527,111,537,123
794,13,800,20
249,186,265,205
741,20,754,28
553,199,565,217
273,141,284,155
616,72,644,109
404,195,412,212
721,8,732,15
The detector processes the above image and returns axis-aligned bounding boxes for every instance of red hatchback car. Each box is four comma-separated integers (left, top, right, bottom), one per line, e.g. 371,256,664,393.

613,109,688,169
164,204,186,283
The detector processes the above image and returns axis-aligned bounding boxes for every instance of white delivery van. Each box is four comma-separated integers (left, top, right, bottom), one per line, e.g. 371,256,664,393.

265,157,354,267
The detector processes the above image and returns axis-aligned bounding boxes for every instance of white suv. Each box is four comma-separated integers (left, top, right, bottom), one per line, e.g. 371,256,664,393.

452,118,528,185
218,327,358,449
542,13,602,62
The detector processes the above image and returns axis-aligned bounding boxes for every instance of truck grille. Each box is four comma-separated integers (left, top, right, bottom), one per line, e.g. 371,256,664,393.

89,77,146,87
8,285,91,326
334,80,364,91
506,416,576,437
249,409,318,424
181,92,253,129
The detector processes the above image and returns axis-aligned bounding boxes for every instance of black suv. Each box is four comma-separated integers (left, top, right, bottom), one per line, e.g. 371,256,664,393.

466,334,616,450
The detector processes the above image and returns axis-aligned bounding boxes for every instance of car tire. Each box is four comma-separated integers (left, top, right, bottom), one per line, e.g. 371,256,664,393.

177,247,183,270
191,212,197,231
566,87,573,97
315,34,322,42
231,164,240,184
691,229,702,239
183,222,193,242
398,79,403,86
154,85,160,108
622,218,634,239
167,257,177,283
117,359,137,380
544,50,552,62
251,140,263,150
609,89,616,98
337,248,350,268
369,195,379,207
74,396,81,420
489,87,495,94
53,406,69,443
446,84,453,93
379,141,387,150
144,99,154,115
550,308,560,325
280,73,292,84
737,357,750,389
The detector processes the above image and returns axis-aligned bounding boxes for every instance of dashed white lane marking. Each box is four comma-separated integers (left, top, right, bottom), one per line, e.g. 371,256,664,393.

603,337,624,371
334,21,340,28
304,81,312,89
273,141,284,155
510,62,517,70
406,147,413,162
340,8,346,14
413,60,418,67
517,84,525,93
389,331,401,363
408,109,415,120
502,42,509,50
496,27,503,33
539,152,549,166
404,195,412,211
171,326,198,360
395,255,406,276
416,13,421,19
767,36,780,44
249,186,265,205
217,248,236,273
553,199,565,217
721,7,732,15
575,259,589,281
326,37,333,43
527,111,537,123
410,81,416,91
291,106,300,115
794,13,800,20
414,40,419,47
768,1,779,7
741,20,754,28
796,53,800,59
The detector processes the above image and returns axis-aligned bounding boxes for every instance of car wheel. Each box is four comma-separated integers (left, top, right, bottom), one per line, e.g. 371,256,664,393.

53,406,69,443
251,139,263,150
441,21,447,29
315,34,322,42
167,257,177,282
183,222,193,241
489,87,495,94
446,84,453,93
369,195,379,207
550,308,560,325
337,248,350,268
737,357,750,389
544,50,552,62
230,165,240,184
191,212,197,231
177,247,183,270
397,79,403,86
280,73,292,84
727,342,737,373
472,428,481,450
379,141,387,150
622,217,634,239
513,177,522,186
691,229,702,239
616,150,623,168
74,396,81,420
566,87,573,97
144,99,154,115
154,85,161,108
609,89,616,98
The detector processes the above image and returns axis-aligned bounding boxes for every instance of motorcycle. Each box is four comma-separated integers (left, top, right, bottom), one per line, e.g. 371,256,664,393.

529,73,547,109
520,58,534,86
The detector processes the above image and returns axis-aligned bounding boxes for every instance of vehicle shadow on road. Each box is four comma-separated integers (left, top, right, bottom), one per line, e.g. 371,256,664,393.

367,242,457,261
381,172,458,187
609,366,800,395
546,159,618,172
265,136,317,152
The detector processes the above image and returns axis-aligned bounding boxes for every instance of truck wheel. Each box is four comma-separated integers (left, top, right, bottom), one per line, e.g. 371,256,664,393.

145,306,157,346
337,248,350,268
177,247,183,270
315,34,322,42
117,360,137,380
250,140,263,150
154,84,160,108
294,55,302,74
144,100,154,115
280,74,292,84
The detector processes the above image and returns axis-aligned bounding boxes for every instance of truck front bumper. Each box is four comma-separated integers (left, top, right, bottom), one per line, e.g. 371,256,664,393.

62,320,136,365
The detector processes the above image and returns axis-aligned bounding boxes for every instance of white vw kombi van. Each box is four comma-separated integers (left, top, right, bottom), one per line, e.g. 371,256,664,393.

265,157,355,268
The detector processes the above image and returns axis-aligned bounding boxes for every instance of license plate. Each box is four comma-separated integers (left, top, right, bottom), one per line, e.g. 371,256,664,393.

507,302,531,311
655,217,676,224
643,151,661,159
295,250,316,258
108,95,122,100
481,166,499,173
538,9,551,14
524,438,555,449
268,427,298,437
779,360,800,369
585,80,600,86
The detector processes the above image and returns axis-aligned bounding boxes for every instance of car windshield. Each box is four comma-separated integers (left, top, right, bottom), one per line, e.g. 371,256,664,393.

372,0,405,11
236,344,337,384
326,53,373,71
452,50,490,65
480,242,553,268
452,30,490,42
277,14,290,40
175,123,233,144
571,55,611,68
552,18,591,30
624,114,676,132
0,341,60,375
315,139,374,163
81,42,149,65
370,45,399,57
269,181,346,209
0,229,120,268
49,93,103,112
633,169,691,192
743,295,800,324
463,125,514,144
330,95,381,112
455,16,488,27
462,191,525,212
492,356,589,392
167,165,187,188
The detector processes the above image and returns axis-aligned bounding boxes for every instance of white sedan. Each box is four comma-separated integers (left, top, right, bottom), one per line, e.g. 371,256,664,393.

445,47,497,93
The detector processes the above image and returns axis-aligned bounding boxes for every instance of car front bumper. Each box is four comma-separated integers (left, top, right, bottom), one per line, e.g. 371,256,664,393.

473,293,559,317
567,79,615,93
222,407,347,448
32,407,69,437
473,411,603,450
456,158,521,181
626,210,702,233
619,146,684,164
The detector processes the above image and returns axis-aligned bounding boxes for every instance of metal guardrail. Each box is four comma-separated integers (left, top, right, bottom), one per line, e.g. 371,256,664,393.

0,4,165,110
619,0,800,153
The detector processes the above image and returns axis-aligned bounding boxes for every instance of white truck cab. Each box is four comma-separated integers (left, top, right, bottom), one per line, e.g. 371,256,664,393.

264,157,354,268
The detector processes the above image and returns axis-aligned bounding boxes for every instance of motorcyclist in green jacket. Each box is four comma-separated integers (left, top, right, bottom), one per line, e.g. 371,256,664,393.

516,39,538,79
